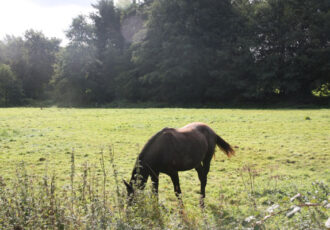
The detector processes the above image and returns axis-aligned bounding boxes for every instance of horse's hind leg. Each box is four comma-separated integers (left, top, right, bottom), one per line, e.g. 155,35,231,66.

195,166,206,207
196,161,211,207
196,164,210,197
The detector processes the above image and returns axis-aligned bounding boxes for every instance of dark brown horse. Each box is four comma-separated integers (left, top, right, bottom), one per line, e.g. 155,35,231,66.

124,122,235,204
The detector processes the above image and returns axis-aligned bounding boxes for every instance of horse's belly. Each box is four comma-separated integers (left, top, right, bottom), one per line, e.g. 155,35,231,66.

170,152,205,171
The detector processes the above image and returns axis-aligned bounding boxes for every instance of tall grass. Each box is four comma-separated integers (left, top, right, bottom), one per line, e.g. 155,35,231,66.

0,150,328,230
0,149,178,229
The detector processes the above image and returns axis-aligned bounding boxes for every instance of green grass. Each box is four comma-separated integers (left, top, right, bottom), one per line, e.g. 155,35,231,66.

0,108,329,229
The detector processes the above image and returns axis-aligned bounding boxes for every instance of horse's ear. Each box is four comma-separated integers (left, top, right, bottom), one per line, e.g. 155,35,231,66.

123,180,134,196
123,180,130,188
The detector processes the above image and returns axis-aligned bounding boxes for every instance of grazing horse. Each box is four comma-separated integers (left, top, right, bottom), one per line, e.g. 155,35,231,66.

123,122,235,204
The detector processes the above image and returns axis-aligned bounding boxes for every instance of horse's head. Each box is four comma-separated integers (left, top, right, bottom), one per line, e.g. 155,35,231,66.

124,161,149,205
123,180,134,202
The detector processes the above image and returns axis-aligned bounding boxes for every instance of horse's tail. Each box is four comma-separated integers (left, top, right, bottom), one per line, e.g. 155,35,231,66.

216,134,235,157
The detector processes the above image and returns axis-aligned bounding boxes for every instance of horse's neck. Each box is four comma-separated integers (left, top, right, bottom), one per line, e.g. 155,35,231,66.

130,164,148,189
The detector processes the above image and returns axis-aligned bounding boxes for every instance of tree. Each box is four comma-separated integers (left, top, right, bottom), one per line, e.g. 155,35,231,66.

1,32,60,103
295,0,330,99
1,36,28,91
90,0,126,102
0,64,23,106
0,41,4,63
23,30,60,100
91,0,124,54
52,15,98,106
252,0,330,101
2,0,328,106
52,1,128,105
116,0,132,9
52,45,99,106
66,15,94,46
124,0,247,104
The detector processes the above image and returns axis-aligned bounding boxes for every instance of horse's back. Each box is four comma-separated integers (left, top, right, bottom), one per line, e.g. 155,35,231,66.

140,123,215,172
179,122,217,141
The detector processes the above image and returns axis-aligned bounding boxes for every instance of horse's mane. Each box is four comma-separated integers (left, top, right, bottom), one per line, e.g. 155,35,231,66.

138,129,166,160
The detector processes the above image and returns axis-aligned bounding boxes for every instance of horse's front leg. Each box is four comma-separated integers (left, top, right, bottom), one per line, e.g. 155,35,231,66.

169,172,182,198
150,171,160,194
169,172,184,208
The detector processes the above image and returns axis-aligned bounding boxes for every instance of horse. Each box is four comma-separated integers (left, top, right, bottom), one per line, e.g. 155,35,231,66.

123,122,235,205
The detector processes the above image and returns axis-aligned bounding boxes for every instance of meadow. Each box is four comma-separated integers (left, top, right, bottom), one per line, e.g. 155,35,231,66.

0,108,329,229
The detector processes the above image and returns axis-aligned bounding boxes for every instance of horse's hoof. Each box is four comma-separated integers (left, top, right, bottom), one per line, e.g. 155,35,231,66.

199,196,205,208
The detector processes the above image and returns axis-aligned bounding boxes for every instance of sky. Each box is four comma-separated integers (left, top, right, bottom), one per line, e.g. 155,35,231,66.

0,0,105,46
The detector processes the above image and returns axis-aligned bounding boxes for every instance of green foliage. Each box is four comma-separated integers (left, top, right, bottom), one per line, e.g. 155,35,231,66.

313,83,330,97
0,64,23,106
65,15,94,46
0,32,60,103
51,44,98,106
116,0,132,9
115,0,329,105
124,0,248,103
252,0,330,100
0,0,329,106
23,30,61,99
52,1,127,106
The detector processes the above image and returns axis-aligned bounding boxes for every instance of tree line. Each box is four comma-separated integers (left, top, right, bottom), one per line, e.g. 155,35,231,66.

0,0,329,107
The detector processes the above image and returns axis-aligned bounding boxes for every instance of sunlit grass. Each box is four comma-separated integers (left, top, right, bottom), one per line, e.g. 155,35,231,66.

0,108,329,229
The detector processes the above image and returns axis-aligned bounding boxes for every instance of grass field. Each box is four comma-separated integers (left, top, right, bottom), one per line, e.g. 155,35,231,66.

0,108,329,229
